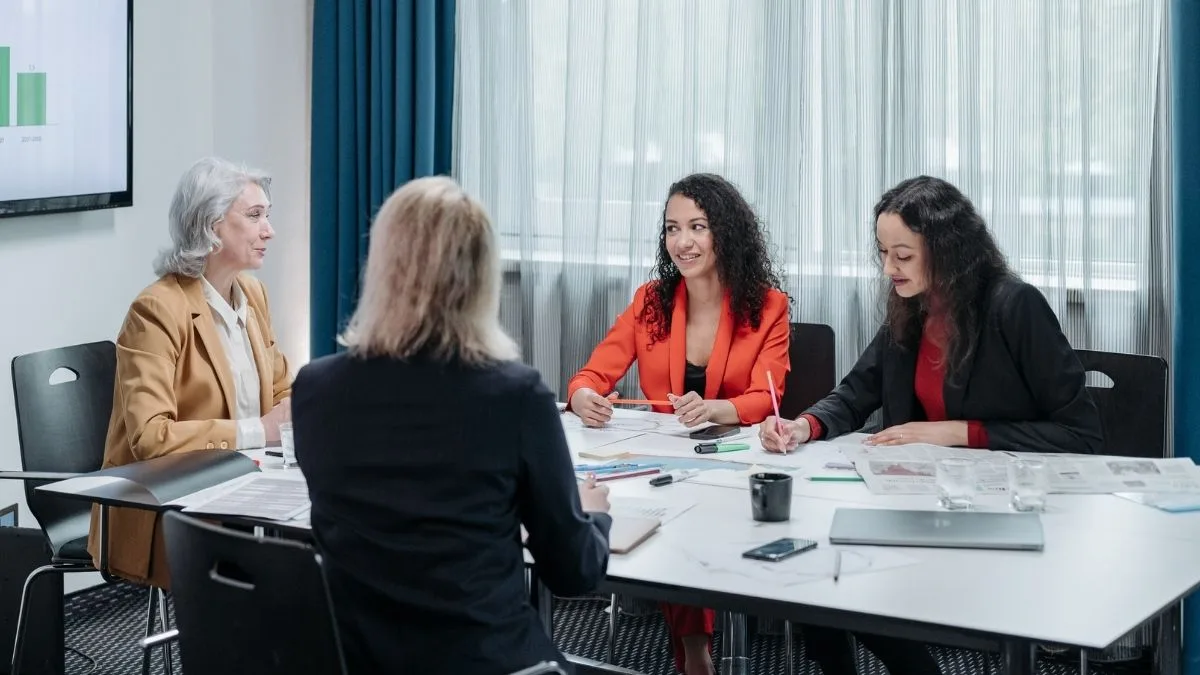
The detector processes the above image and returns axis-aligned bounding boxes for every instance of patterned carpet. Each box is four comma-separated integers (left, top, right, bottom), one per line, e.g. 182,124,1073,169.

59,582,1150,675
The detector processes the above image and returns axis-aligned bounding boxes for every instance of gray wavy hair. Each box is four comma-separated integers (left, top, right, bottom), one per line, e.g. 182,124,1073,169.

154,157,272,278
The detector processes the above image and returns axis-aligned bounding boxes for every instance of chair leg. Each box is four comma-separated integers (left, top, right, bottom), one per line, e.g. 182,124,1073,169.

606,594,619,663
157,588,174,675
1081,650,1089,675
10,564,63,675
784,620,795,675
141,587,158,675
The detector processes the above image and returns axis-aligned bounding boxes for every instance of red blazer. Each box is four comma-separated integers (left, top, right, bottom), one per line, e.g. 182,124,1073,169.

567,282,791,425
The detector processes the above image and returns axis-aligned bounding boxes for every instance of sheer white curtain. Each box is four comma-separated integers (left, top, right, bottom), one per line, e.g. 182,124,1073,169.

454,0,1170,400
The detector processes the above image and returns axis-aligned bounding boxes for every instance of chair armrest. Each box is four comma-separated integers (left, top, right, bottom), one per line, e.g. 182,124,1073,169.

140,629,179,650
565,655,647,675
0,471,85,481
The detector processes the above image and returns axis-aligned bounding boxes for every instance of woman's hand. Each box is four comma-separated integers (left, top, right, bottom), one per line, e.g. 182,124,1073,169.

668,392,713,427
571,388,618,427
261,397,291,443
578,476,611,513
759,416,810,453
865,421,969,447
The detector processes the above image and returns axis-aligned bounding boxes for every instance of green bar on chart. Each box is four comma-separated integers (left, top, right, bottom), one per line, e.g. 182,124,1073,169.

16,72,47,127
0,48,10,127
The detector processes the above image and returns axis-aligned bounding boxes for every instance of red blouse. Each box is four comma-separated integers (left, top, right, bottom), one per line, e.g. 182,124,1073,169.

803,316,989,448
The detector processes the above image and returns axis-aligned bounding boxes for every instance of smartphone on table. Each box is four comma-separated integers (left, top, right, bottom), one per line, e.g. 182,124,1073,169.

741,537,819,562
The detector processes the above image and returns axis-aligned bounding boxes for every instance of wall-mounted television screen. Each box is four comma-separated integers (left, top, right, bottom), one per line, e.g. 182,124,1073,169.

0,0,132,218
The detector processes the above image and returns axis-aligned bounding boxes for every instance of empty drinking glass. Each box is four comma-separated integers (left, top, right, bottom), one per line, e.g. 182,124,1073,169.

936,457,976,510
1008,458,1048,512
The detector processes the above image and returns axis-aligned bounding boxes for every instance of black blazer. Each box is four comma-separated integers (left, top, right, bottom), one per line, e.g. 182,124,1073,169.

293,353,612,675
805,276,1104,454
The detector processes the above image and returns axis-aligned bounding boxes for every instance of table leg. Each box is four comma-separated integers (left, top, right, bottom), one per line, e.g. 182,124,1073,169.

1156,602,1182,675
1000,640,1034,675
719,612,750,674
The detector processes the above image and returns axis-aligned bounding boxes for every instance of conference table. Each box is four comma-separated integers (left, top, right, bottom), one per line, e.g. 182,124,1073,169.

37,410,1200,675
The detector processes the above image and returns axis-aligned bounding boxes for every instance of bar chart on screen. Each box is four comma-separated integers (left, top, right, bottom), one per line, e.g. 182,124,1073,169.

0,0,130,205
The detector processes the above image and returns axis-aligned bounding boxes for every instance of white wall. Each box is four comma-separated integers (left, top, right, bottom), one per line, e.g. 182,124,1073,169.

0,0,311,593
211,0,312,368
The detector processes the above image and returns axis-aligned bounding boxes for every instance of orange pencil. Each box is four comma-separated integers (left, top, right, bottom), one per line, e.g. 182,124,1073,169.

611,399,672,406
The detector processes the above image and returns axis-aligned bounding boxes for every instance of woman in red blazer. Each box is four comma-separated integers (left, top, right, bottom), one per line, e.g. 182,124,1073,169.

568,173,790,675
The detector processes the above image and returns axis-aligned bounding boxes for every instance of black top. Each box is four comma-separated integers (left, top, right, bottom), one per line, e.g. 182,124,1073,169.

293,353,612,675
684,361,707,398
804,275,1104,454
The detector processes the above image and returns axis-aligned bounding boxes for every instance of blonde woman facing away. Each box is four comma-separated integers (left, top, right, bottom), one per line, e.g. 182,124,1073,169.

292,176,612,675
88,157,293,589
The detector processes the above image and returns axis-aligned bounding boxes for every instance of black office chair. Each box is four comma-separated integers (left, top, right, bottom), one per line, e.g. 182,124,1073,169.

779,323,836,418
1075,349,1168,459
1039,349,1169,674
4,342,116,674
160,510,349,675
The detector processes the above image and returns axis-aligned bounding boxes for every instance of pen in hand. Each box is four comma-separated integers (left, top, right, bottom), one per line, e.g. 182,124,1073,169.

766,370,786,455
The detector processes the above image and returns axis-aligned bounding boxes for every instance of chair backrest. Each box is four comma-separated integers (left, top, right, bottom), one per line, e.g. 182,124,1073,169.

162,510,348,675
1074,349,1168,458
11,341,116,554
779,323,836,419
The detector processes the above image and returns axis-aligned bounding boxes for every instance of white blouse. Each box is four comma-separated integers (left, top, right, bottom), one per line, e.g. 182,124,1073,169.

201,278,265,449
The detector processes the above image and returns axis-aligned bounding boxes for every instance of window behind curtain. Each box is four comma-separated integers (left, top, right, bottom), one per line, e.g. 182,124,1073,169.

455,0,1170,399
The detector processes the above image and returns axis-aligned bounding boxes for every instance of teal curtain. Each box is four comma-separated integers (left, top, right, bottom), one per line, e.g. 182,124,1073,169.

1176,0,1200,673
310,0,456,358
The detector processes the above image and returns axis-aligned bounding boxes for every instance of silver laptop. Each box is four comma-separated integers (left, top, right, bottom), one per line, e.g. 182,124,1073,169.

828,508,1044,551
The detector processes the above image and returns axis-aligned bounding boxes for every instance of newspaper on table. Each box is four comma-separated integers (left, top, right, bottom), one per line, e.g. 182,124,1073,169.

842,444,1200,496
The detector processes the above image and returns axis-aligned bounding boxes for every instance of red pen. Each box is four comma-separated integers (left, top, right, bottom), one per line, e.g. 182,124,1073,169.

766,370,786,454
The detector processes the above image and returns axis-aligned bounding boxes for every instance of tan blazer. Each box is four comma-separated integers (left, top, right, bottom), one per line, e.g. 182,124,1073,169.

87,273,292,588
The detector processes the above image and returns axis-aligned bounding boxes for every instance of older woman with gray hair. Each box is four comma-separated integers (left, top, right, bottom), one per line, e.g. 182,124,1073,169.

87,156,292,588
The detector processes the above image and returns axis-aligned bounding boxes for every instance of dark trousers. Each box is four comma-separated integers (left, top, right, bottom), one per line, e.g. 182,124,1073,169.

804,626,941,675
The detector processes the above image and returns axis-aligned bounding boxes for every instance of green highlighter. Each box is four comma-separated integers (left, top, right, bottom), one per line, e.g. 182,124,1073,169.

694,442,751,454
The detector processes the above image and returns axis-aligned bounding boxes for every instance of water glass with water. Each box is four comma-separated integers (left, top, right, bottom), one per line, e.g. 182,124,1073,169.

279,421,296,467
936,457,976,510
1008,458,1048,511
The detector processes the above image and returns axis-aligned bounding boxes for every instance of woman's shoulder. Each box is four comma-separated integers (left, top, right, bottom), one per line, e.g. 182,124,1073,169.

126,274,194,317
983,274,1050,317
762,287,790,313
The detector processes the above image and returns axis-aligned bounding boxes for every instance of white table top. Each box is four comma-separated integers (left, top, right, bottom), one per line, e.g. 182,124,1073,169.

565,411,1200,649
177,412,1200,650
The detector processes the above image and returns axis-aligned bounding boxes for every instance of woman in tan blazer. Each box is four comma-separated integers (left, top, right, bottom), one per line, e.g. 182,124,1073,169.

87,157,293,588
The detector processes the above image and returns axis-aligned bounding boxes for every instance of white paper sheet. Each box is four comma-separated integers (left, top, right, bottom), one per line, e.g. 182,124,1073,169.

182,473,311,521
609,496,697,525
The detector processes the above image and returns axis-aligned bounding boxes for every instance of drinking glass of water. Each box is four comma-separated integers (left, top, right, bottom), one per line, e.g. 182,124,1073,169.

936,457,976,510
1008,458,1048,512
279,421,297,468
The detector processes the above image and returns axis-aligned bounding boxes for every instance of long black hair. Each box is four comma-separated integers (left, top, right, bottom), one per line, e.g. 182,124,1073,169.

639,173,783,344
875,176,1010,373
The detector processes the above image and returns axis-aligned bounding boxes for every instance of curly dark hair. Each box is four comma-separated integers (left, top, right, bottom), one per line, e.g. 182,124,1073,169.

639,173,784,344
875,176,1010,374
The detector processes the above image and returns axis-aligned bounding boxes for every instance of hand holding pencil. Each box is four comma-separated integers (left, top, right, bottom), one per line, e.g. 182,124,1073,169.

761,369,810,453
569,388,620,427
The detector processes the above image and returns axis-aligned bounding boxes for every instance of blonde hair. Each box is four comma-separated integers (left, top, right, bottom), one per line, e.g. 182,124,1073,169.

340,176,519,365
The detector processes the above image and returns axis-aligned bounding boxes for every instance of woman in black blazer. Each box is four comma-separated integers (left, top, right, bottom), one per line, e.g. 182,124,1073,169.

293,176,613,675
761,175,1103,675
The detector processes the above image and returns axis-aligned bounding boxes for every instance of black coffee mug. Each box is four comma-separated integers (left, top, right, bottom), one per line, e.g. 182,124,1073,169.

750,472,793,522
